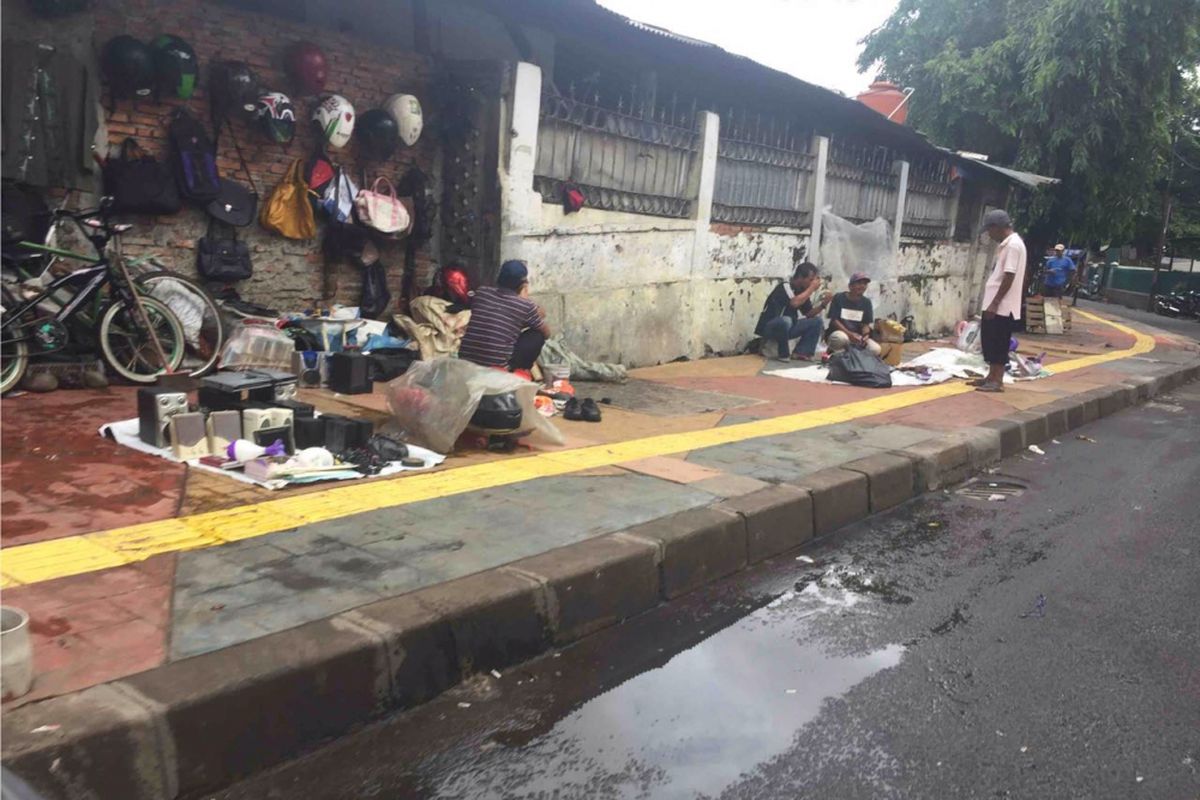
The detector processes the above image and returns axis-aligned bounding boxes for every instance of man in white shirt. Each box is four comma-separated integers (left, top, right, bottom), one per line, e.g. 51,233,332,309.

974,209,1027,393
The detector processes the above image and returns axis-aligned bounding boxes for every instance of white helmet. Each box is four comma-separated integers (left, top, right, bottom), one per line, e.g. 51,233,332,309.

384,93,423,146
312,94,355,149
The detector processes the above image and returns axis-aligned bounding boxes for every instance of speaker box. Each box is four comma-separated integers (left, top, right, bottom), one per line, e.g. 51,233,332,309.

294,415,327,449
328,353,372,395
169,412,209,460
138,388,190,448
206,410,242,456
322,415,373,453
247,379,298,404
242,407,294,441
292,351,329,388
274,399,315,419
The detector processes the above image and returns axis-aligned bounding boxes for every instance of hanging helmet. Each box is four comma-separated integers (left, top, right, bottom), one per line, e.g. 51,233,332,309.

285,41,328,96
150,34,197,100
384,94,423,146
102,35,155,100
255,91,296,144
356,109,399,160
210,60,260,121
312,94,355,149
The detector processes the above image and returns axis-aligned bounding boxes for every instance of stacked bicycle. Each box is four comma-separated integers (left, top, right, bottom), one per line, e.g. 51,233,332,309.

1,198,225,394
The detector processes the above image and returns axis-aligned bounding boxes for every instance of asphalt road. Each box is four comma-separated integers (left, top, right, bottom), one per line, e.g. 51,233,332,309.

213,383,1200,800
1077,298,1200,341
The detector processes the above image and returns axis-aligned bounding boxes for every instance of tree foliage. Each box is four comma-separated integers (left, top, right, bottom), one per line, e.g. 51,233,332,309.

859,0,1200,248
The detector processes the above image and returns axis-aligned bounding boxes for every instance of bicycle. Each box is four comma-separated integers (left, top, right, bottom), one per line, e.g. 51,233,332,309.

1,201,186,393
3,201,225,379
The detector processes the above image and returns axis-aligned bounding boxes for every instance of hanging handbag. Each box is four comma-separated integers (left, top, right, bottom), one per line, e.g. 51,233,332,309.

207,120,258,227
354,176,410,235
197,219,252,282
104,138,182,215
260,158,316,239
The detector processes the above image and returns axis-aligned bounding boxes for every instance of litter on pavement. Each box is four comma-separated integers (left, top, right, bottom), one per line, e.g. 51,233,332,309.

1028,445,1046,455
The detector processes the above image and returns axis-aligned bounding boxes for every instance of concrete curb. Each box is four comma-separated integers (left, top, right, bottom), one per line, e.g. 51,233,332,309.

5,361,1199,799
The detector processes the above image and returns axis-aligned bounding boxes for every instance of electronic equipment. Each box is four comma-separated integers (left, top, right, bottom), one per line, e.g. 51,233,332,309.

274,399,315,419
294,415,326,449
205,410,242,455
321,414,372,453
137,387,190,448
327,352,372,394
169,412,209,460
292,351,329,388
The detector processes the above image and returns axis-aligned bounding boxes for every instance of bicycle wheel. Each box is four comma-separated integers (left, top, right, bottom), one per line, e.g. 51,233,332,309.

1,335,28,395
97,296,186,383
135,270,225,377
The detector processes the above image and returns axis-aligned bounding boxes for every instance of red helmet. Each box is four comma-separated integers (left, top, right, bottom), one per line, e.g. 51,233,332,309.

285,41,327,95
428,267,472,305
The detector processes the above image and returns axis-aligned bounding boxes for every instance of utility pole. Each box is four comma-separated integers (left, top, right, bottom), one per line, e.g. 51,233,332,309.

1150,132,1178,302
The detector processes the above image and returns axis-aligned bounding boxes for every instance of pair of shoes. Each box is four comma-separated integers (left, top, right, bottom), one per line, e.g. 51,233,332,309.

563,397,602,422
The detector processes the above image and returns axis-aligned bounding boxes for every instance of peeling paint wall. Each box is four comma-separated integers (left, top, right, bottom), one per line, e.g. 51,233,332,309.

874,240,990,336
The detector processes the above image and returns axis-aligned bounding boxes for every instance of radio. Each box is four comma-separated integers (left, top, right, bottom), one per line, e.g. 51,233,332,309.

169,412,209,460
242,407,295,453
137,387,190,448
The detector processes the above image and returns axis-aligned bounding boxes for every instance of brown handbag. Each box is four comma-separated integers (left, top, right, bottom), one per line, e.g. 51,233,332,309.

260,158,316,240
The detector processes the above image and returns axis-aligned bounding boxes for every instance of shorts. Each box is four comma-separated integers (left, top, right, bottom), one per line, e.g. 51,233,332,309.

980,313,1015,366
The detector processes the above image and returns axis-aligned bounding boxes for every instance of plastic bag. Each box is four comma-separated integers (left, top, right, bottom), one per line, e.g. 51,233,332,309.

955,320,982,354
219,322,294,371
385,357,563,453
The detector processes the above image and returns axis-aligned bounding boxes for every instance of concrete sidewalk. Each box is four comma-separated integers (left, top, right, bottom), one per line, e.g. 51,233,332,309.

3,308,1198,800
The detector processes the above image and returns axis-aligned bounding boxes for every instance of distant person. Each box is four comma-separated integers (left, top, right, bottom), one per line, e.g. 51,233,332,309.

826,272,882,356
973,209,1027,393
1044,243,1075,298
755,261,831,362
458,259,551,372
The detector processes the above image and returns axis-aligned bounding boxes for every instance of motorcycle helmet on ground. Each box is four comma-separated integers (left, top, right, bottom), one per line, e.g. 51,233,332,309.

102,36,155,100
255,91,296,144
285,41,328,96
356,109,399,160
150,35,197,100
210,60,260,122
383,94,423,146
312,94,355,149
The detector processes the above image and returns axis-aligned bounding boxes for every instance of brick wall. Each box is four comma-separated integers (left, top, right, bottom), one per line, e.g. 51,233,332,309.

12,0,441,313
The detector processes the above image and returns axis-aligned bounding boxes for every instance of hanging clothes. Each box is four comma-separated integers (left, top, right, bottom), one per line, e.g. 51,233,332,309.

2,41,99,190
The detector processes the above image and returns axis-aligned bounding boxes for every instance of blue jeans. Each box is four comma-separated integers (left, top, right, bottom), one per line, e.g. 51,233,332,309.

763,315,823,357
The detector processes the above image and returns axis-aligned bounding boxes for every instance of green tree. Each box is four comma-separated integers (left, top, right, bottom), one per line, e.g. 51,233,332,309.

858,0,1200,249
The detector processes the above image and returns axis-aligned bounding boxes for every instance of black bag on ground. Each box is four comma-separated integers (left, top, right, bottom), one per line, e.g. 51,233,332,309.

470,392,524,432
367,348,417,381
197,220,251,283
826,348,893,388
104,138,181,215
168,109,221,203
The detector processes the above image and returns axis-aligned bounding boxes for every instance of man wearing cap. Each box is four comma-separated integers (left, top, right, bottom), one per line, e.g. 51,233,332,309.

1043,244,1076,298
974,209,1027,393
826,272,882,356
458,260,552,372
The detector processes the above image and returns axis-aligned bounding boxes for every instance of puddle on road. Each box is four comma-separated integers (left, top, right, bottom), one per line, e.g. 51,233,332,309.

430,591,904,800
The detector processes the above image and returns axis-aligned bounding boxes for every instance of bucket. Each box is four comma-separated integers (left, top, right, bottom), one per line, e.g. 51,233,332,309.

1,606,33,700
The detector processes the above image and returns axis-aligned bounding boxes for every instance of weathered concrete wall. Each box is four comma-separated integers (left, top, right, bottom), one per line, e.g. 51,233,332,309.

872,240,989,336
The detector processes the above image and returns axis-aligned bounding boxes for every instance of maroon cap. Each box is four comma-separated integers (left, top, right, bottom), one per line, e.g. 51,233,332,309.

849,271,871,284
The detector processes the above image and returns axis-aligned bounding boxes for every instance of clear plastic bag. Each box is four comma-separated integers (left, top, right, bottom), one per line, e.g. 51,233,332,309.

385,357,563,454
219,322,294,371
955,320,982,354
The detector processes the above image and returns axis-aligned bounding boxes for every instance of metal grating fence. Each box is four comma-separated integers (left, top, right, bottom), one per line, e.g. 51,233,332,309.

826,140,899,224
902,157,957,240
711,118,815,228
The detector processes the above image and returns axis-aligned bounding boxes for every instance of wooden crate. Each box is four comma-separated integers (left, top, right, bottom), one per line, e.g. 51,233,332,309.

1025,297,1071,334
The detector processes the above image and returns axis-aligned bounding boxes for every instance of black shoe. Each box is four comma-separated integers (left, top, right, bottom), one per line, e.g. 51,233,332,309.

563,397,583,421
581,398,602,423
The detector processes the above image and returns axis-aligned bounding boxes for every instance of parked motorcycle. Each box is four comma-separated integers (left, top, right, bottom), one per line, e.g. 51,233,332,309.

1153,289,1200,319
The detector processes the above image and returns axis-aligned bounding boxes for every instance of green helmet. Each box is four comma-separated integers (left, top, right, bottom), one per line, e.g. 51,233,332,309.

151,35,198,100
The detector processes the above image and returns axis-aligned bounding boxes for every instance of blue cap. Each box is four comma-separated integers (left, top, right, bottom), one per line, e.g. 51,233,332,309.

497,259,528,290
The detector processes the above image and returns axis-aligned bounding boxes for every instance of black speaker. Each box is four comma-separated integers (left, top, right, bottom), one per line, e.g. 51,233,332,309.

137,387,190,448
328,353,372,395
294,416,327,449
322,415,373,453
275,399,315,419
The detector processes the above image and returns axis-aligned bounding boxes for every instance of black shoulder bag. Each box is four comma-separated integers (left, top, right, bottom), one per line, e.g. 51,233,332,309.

197,218,252,283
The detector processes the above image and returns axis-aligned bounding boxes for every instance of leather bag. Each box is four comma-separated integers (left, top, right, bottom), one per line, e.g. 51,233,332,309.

260,158,315,239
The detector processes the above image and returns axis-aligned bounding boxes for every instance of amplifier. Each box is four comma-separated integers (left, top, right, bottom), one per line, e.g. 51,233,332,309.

328,353,372,395
169,412,209,460
137,387,189,448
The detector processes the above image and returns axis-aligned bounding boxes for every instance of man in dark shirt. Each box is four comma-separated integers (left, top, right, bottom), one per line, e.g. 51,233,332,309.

755,262,831,361
458,260,552,371
826,272,881,356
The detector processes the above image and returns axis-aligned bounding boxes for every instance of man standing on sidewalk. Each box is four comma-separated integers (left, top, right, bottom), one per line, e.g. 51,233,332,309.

974,209,1027,393
1044,244,1075,298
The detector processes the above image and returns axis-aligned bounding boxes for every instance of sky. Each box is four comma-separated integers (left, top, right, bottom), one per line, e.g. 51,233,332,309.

595,0,900,96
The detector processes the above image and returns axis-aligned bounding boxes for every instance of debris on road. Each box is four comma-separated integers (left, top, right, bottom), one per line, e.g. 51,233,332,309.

1028,445,1046,455
795,555,815,564
1020,594,1047,619
490,669,502,679
987,494,1007,501
1076,435,1097,443
1051,439,1062,444
456,702,472,709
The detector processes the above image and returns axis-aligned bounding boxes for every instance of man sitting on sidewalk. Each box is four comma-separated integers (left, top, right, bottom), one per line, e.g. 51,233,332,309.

826,272,882,356
755,261,831,362
459,259,552,373
973,209,1027,393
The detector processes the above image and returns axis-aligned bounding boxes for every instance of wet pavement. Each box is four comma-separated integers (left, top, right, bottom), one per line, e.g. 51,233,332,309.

211,382,1200,800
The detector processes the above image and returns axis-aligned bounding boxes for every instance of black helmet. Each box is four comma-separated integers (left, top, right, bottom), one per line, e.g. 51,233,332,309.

150,35,197,100
356,109,399,161
102,36,155,100
255,91,296,144
210,60,260,122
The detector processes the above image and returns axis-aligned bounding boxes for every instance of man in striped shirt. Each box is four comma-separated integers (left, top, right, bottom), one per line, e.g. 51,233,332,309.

458,260,552,371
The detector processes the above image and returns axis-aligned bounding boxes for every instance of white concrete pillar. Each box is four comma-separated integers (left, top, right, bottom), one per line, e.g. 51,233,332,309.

500,62,543,245
892,159,910,253
809,135,830,263
686,110,720,358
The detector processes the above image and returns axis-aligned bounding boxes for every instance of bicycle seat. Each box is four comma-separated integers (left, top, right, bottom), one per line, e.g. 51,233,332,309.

81,218,133,233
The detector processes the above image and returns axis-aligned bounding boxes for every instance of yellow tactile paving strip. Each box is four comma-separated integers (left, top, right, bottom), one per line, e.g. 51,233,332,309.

0,311,1155,587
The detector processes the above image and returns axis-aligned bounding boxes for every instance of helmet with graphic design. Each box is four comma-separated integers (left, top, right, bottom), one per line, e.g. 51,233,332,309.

255,91,296,144
150,34,197,100
312,94,355,149
210,60,260,122
102,35,155,100
356,109,399,160
285,41,328,96
383,93,423,146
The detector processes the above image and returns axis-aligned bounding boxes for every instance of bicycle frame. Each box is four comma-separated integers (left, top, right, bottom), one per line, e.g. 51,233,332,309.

0,262,111,344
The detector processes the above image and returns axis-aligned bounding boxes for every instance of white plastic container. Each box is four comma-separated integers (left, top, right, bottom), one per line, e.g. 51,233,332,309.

1,606,33,700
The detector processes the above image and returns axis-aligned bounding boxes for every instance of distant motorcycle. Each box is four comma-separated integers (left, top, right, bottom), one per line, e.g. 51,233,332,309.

1154,289,1200,319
